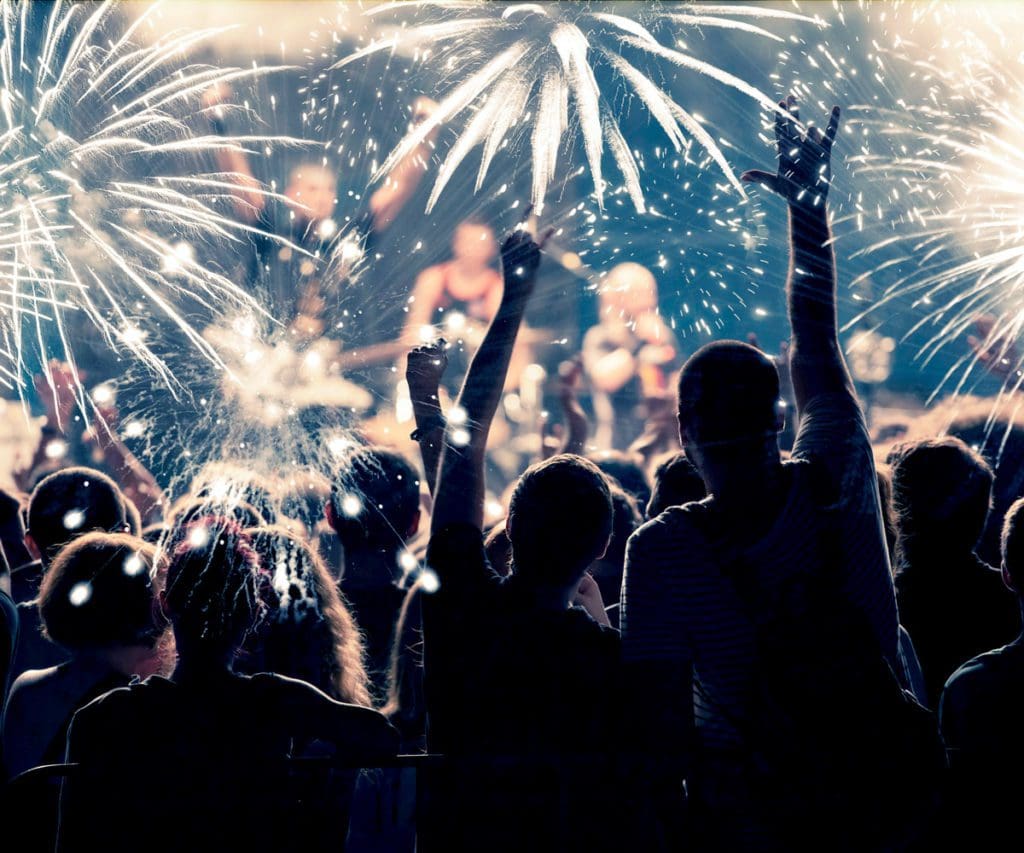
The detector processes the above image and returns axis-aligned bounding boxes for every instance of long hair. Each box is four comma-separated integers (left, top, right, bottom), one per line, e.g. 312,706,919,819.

246,525,371,707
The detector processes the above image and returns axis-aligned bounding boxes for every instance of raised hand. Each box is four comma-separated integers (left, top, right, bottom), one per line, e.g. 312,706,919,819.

406,338,449,397
500,205,555,294
968,314,1021,379
34,359,81,432
742,95,840,209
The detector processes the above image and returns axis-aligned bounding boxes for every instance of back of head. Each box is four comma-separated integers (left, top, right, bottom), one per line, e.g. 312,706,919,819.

245,525,370,705
1001,497,1024,592
677,341,781,449
164,518,263,660
647,451,707,518
39,532,160,652
28,467,127,564
507,455,613,588
888,436,993,555
329,447,420,553
589,451,651,512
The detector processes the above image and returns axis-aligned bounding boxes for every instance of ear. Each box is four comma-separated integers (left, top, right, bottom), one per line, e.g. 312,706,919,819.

24,532,41,562
774,400,786,434
406,509,421,540
324,499,337,530
1002,562,1017,594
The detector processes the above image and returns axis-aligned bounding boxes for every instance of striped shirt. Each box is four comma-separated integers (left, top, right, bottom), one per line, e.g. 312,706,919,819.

621,391,901,761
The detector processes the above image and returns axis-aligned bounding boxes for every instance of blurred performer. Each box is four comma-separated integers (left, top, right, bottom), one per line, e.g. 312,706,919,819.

402,218,503,349
583,263,677,449
204,84,439,338
399,218,538,399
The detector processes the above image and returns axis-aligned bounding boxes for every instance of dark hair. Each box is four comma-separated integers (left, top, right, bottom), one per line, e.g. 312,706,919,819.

677,341,780,446
329,448,420,551
887,436,993,555
647,451,706,518
507,455,613,587
164,518,264,658
245,526,370,706
39,532,160,651
1002,497,1024,591
589,451,651,512
27,467,127,563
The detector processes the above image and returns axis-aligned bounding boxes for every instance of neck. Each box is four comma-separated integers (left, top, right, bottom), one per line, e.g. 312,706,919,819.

342,544,399,584
78,645,152,677
170,649,234,684
698,440,784,509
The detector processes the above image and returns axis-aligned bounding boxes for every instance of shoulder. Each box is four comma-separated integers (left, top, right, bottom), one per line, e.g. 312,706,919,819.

9,664,62,697
943,645,1018,706
631,502,710,553
415,264,446,291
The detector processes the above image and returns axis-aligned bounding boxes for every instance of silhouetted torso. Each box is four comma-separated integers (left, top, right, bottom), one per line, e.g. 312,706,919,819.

896,552,1020,707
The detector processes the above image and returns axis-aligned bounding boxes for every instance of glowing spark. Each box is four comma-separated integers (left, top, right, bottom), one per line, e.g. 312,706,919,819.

62,508,85,530
340,493,362,517
69,581,92,607
338,1,819,212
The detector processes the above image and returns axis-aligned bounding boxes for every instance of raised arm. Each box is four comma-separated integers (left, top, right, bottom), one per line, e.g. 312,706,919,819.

431,215,550,533
368,97,440,232
406,339,449,496
202,84,266,224
742,97,848,414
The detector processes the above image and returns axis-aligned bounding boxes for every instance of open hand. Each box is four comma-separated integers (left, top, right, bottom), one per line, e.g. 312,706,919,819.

742,95,840,209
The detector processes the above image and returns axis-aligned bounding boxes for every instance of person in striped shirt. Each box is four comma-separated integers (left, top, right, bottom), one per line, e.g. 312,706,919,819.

621,96,907,850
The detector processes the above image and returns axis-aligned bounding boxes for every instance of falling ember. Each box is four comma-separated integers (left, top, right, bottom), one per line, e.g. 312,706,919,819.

335,1,822,214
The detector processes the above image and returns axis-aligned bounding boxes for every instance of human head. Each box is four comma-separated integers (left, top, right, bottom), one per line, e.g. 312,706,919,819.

647,451,707,518
506,455,613,589
588,485,642,605
677,341,782,459
1001,497,1024,594
887,436,994,555
589,451,652,513
162,518,264,665
285,162,337,223
328,448,421,557
39,532,161,654
245,525,370,705
600,263,658,318
451,218,497,269
27,467,128,565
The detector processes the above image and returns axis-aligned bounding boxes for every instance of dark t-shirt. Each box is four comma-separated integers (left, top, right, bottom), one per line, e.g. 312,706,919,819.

939,639,1024,844
59,671,397,853
422,523,623,850
248,204,374,329
896,553,1021,707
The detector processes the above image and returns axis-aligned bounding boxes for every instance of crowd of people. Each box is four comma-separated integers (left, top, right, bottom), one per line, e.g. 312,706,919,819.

1,92,1022,852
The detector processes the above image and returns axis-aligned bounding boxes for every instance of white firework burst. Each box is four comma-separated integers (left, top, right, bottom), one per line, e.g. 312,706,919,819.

0,0,293,403
335,0,821,214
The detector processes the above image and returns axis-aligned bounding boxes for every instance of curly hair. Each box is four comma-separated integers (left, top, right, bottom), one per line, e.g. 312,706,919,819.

246,525,371,707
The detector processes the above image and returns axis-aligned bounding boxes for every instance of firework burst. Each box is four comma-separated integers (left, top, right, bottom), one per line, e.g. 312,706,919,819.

0,0,295,407
335,0,821,215
790,3,1024,410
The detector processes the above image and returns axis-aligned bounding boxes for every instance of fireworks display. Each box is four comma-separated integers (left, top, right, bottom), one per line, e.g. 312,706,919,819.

7,0,1024,504
0,0,290,407
336,1,820,214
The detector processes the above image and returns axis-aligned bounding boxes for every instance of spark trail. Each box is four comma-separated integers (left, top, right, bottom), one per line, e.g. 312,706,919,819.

335,1,821,214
